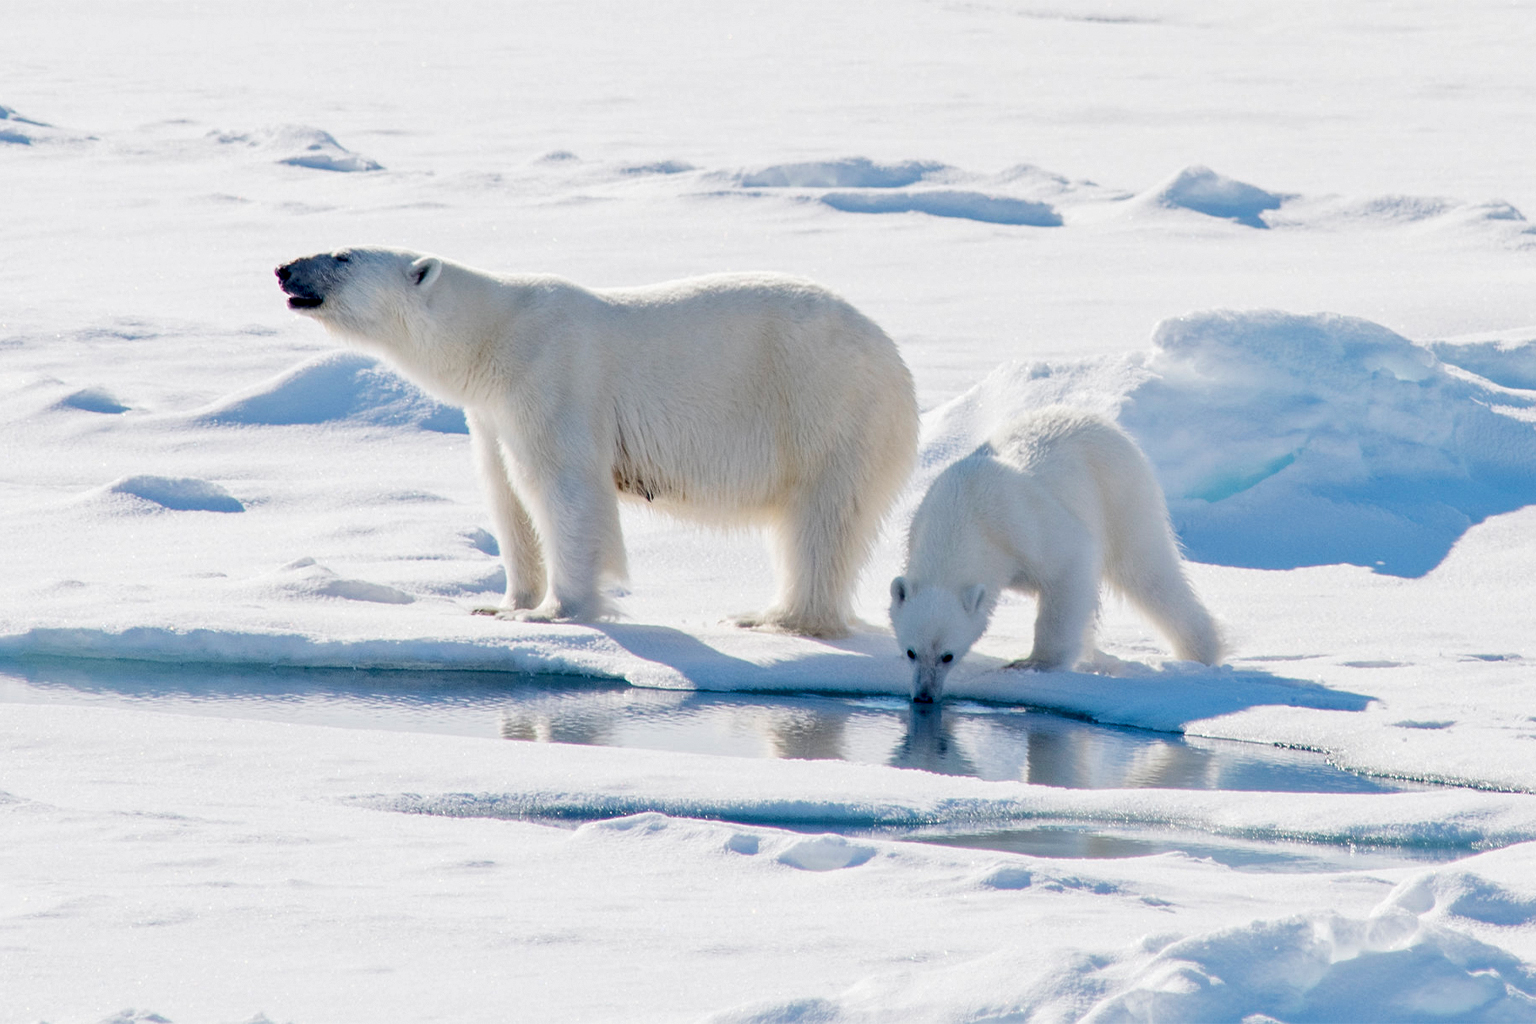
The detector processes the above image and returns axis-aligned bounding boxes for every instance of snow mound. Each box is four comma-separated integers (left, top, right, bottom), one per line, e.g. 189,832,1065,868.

193,351,467,433
1263,195,1534,245
0,103,92,145
0,103,49,144
1083,909,1536,1022
209,125,383,172
1428,335,1536,390
1384,868,1536,928
105,476,244,513
995,162,1130,201
776,834,877,871
1338,195,1464,223
0,103,48,128
1310,195,1525,226
921,310,1536,576
1134,165,1290,227
618,159,695,176
258,557,415,605
820,189,1062,226
97,1011,173,1024
738,157,947,188
56,387,129,414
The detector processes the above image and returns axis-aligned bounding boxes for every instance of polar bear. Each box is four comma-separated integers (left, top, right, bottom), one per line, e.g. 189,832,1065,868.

276,246,918,636
889,406,1223,701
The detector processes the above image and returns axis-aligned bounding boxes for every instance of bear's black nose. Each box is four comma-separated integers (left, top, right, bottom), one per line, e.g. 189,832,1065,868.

275,264,292,282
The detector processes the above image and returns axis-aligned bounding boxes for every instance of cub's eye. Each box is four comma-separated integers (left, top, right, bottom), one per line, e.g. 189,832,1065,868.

334,253,351,263
941,653,954,664
906,649,916,660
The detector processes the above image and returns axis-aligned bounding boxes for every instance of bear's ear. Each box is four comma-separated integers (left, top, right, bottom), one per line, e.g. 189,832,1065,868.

890,576,908,606
410,256,442,289
962,584,986,615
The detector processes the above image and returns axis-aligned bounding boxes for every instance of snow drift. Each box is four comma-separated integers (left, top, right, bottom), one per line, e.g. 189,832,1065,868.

820,188,1062,226
924,310,1536,576
737,157,948,189
208,124,383,172
1130,165,1292,228
193,351,468,433
101,476,244,514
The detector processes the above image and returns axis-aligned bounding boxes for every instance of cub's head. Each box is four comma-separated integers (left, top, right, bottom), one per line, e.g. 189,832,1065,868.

889,577,990,703
275,247,443,343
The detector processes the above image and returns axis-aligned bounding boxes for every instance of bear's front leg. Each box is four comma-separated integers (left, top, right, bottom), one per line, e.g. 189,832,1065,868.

467,412,546,615
506,463,621,623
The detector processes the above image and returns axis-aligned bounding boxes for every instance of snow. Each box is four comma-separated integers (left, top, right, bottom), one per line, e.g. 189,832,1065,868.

192,350,467,432
100,475,246,514
819,189,1064,227
7,705,1536,1022
6,1,1536,1020
1129,165,1291,229
737,158,949,189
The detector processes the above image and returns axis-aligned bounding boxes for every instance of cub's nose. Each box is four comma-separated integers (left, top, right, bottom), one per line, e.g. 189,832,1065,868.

275,263,292,282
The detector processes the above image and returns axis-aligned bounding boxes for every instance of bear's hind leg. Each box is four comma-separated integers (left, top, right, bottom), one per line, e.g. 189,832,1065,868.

739,475,878,639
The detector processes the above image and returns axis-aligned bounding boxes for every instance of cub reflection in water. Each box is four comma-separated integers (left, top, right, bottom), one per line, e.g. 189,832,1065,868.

889,705,977,777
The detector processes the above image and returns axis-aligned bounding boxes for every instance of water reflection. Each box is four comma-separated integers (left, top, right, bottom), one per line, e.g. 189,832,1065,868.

0,657,1414,796
888,705,976,777
3,657,1456,871
882,824,1463,872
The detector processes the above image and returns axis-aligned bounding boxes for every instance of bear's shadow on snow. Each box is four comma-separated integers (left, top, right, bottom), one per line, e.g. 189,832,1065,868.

594,623,1375,734
595,622,904,693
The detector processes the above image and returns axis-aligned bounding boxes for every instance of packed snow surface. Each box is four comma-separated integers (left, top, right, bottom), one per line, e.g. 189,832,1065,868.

6,1,1536,1021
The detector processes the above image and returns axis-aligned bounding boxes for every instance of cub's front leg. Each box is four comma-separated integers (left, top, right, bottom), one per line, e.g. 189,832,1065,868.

1011,537,1102,672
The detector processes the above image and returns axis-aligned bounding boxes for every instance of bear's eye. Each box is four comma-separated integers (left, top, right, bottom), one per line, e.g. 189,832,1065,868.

334,253,351,263
906,649,916,661
941,653,954,664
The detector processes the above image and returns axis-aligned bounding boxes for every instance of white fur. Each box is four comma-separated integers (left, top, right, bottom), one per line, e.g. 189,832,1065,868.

278,246,918,636
890,406,1223,701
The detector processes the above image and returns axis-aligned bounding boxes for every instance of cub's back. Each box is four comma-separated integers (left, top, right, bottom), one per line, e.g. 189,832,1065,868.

988,407,1164,525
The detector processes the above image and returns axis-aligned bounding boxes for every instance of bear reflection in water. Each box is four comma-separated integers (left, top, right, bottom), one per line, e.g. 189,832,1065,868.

498,693,1399,793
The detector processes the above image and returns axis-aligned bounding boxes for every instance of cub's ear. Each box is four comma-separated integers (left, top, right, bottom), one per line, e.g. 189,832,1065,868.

962,584,986,615
890,576,908,606
410,256,442,288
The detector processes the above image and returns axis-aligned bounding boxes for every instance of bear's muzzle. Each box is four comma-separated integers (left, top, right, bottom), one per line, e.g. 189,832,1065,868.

276,253,346,310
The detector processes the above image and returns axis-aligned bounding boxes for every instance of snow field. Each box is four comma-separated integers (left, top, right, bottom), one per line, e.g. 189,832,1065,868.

7,1,1536,1020
6,703,1536,1022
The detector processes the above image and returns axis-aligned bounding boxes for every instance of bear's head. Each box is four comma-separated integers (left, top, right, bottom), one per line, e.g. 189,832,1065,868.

889,577,989,703
276,247,444,348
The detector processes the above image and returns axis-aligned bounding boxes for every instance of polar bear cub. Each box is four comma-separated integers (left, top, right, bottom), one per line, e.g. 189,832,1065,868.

890,406,1223,701
276,247,918,636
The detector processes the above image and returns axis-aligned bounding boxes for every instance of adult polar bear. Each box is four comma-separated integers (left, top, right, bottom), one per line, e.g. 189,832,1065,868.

277,247,918,636
890,407,1222,702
